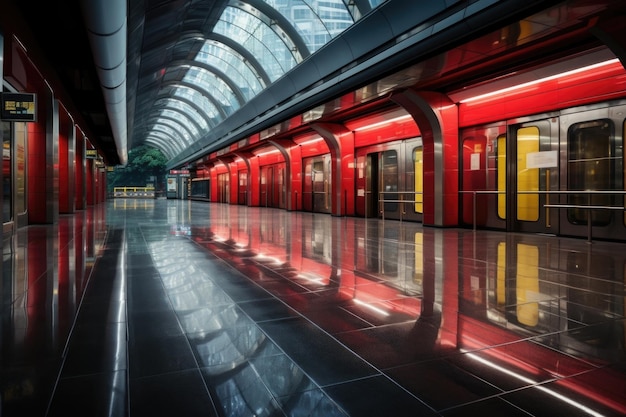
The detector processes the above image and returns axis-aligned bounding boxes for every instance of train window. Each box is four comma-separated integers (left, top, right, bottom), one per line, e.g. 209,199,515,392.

190,178,210,199
497,135,506,219
413,148,423,213
381,150,398,212
567,119,613,226
517,127,540,222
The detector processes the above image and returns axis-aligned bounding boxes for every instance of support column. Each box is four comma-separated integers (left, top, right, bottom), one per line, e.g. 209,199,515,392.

310,123,355,216
86,154,95,206
28,85,58,224
58,104,75,213
392,90,459,227
75,129,86,210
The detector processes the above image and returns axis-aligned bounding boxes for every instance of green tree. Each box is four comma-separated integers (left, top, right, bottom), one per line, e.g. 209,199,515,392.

107,145,168,193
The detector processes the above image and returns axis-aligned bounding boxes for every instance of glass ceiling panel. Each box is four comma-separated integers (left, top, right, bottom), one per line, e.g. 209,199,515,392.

153,97,211,131
148,129,183,145
172,86,223,120
143,0,390,153
195,41,265,99
182,68,240,112
215,6,297,82
151,119,193,143
152,123,192,145
146,136,183,155
153,114,199,138
159,109,199,134
262,0,354,53
369,0,387,8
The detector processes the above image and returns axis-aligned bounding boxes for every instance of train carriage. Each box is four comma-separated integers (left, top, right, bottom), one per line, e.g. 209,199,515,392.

456,54,626,241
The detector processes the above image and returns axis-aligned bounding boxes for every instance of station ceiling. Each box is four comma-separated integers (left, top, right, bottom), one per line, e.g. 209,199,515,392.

10,0,620,168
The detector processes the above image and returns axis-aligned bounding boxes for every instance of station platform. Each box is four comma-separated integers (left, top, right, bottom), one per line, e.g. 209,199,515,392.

1,200,625,416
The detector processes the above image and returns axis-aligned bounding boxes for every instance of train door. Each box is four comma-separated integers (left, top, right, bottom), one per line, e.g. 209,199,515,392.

559,104,626,240
303,155,331,213
403,139,423,222
217,173,229,203
260,164,286,208
312,156,331,213
356,140,422,221
356,153,379,217
303,159,313,212
506,118,559,234
238,171,247,205
461,124,507,229
260,166,271,207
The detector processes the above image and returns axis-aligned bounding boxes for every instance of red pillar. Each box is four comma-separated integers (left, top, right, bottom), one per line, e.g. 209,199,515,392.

289,145,302,211
86,157,95,206
58,105,74,213
75,128,86,210
248,157,260,206
98,167,106,202
6,35,61,224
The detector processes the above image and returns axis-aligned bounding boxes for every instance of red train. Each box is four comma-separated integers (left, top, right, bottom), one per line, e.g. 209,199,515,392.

186,1,626,242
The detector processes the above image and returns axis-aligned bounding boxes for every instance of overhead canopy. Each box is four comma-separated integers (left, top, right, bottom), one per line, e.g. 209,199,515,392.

127,0,384,163
16,0,606,168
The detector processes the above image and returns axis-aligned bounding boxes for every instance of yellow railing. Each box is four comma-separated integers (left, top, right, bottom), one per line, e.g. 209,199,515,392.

113,186,155,198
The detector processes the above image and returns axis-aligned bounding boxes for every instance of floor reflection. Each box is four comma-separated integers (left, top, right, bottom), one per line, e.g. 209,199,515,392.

1,199,624,416
1,205,107,416
182,202,625,416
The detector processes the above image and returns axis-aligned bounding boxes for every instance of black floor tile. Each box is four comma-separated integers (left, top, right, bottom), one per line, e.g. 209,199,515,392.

61,322,128,377
237,298,299,322
258,317,379,387
384,358,504,412
440,397,531,416
129,333,197,378
128,309,184,341
324,375,437,417
47,370,128,417
3,201,626,417
130,369,218,417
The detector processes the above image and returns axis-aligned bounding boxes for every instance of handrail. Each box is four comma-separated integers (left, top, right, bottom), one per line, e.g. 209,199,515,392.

113,186,155,192
376,189,626,242
378,191,423,222
457,190,626,242
113,186,156,198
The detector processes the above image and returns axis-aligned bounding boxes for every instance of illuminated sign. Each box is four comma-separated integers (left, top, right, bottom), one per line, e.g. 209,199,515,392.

169,169,189,175
1,93,36,121
86,149,98,159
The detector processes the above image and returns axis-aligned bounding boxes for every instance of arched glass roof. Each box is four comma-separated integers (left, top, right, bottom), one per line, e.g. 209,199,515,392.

264,0,354,53
129,0,385,160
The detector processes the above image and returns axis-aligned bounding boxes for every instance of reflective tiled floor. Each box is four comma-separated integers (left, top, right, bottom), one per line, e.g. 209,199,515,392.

1,199,625,416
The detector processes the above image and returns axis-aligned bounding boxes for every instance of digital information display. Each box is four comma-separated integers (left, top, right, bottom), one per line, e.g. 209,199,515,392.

1,93,37,121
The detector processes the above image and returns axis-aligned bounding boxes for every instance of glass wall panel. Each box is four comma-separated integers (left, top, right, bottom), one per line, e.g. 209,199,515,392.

517,127,539,222
568,119,613,226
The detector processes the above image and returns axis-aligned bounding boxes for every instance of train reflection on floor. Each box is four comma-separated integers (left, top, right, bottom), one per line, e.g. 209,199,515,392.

1,205,107,416
1,200,624,416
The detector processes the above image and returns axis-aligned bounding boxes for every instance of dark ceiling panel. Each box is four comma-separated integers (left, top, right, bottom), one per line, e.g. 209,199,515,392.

8,0,119,164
